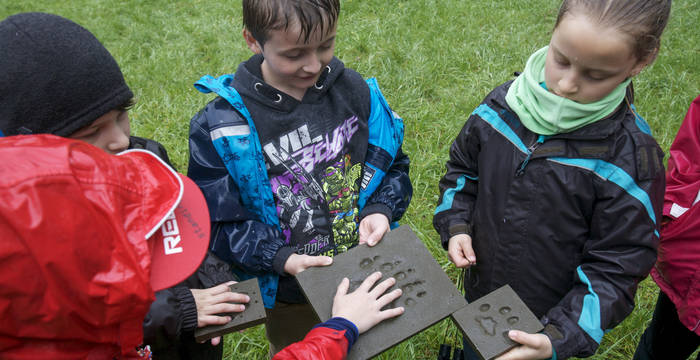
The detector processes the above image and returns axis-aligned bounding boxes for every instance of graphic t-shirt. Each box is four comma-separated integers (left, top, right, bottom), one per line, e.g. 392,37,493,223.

236,54,372,303
258,114,368,257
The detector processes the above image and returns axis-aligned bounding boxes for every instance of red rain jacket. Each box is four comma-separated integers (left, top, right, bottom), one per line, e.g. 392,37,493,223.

273,326,349,360
651,94,700,335
0,135,181,359
0,135,354,359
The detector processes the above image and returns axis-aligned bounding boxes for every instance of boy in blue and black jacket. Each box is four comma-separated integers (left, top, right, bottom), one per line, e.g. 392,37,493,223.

187,0,411,354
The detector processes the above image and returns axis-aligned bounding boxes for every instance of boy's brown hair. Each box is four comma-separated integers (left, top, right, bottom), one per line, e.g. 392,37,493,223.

243,0,340,46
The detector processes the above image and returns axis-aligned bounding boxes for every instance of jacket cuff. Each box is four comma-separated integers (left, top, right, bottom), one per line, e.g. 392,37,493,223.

314,317,359,353
542,323,567,359
439,221,472,250
273,246,297,275
448,223,472,237
542,324,561,360
173,287,198,333
359,203,393,222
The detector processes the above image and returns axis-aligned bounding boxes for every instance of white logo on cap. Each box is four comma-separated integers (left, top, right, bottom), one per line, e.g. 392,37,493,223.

161,212,183,255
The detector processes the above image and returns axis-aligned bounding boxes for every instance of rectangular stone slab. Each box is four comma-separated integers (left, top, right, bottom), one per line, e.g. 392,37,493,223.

450,285,544,360
296,225,468,360
194,278,266,343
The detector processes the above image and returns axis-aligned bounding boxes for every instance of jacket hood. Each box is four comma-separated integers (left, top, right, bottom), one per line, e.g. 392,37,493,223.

233,54,345,112
0,135,209,358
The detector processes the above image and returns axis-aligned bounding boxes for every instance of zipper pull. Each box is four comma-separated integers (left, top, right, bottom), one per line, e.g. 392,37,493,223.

515,135,547,176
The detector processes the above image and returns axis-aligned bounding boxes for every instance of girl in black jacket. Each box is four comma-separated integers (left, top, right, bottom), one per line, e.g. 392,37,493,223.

434,1,670,359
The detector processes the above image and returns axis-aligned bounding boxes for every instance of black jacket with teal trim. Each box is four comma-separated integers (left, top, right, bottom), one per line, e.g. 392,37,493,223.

433,81,665,359
188,55,411,304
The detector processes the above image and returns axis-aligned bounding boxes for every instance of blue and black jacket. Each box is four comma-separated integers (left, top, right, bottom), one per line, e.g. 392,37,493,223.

188,56,411,308
434,80,665,359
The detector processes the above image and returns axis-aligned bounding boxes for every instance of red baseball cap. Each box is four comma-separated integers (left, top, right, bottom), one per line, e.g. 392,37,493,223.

0,135,209,357
117,148,211,292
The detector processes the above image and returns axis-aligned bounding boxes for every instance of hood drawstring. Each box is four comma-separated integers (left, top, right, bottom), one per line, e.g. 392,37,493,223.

254,82,282,103
253,65,332,102
314,65,332,90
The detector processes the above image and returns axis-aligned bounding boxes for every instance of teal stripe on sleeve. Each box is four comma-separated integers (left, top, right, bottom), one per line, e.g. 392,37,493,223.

576,266,604,343
435,175,468,214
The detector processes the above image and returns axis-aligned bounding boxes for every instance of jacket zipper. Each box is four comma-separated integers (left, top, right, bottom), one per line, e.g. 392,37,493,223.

516,135,547,176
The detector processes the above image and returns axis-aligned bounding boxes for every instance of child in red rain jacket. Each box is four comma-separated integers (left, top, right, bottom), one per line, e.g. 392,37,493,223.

634,95,700,359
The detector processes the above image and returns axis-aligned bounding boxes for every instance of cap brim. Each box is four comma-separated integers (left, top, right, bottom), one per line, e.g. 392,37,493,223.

148,174,210,291
116,149,210,292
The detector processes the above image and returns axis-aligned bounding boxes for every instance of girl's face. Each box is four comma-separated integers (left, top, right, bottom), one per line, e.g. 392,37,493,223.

545,12,649,104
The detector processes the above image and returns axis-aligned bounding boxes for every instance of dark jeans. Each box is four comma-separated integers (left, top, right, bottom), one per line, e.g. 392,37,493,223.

634,291,700,360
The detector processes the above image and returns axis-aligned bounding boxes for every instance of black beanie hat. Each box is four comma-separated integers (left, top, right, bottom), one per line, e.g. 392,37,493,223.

0,12,133,137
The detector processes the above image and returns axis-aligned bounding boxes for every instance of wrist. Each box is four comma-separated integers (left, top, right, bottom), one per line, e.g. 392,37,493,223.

273,246,296,276
359,203,392,222
316,317,359,351
541,324,562,360
175,287,198,332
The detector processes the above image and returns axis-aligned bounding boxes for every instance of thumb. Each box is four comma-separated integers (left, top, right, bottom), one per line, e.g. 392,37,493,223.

461,240,476,264
309,255,333,267
335,277,350,298
508,330,537,347
366,230,382,246
210,336,221,346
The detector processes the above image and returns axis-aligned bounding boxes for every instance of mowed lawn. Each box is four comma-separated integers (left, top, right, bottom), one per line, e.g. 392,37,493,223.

2,0,698,358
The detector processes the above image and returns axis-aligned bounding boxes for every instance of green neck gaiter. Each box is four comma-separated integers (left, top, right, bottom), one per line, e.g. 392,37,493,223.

505,46,631,135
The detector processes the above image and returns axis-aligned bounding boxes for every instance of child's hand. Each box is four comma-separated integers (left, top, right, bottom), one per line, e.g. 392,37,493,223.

447,234,476,268
359,213,390,246
284,253,333,275
494,330,553,360
191,281,250,345
331,272,404,334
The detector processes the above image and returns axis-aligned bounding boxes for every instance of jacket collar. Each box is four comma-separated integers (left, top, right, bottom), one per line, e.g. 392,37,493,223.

519,86,636,162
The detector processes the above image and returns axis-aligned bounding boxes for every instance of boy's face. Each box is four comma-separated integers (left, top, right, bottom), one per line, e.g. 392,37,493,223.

244,22,336,101
68,109,131,154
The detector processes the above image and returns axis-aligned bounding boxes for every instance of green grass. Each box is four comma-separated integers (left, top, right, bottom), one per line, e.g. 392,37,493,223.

2,0,699,358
